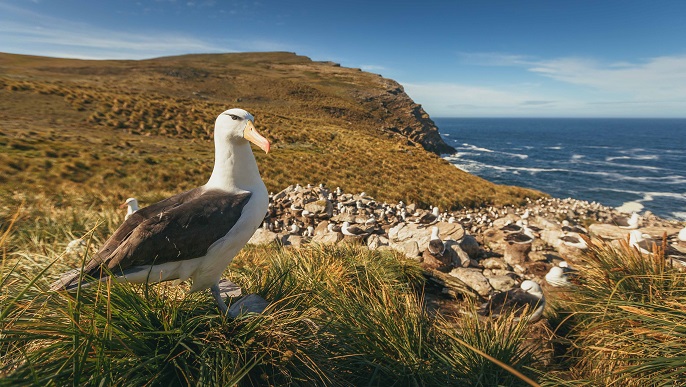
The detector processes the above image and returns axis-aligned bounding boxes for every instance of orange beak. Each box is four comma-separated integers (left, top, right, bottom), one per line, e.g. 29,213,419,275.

243,120,270,153
119,202,127,208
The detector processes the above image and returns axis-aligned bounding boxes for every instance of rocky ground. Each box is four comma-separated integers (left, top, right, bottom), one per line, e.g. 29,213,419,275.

249,183,686,308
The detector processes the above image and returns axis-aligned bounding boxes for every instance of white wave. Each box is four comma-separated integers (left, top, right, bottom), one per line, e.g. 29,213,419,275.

573,171,686,185
671,211,686,221
606,155,660,162
580,160,665,172
592,188,686,202
461,143,494,153
545,146,563,150
571,154,585,161
457,144,527,159
503,152,528,160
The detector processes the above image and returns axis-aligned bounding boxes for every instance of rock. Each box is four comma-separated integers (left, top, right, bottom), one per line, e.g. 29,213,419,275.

311,232,343,244
304,199,333,217
331,213,356,223
389,222,422,242
217,278,242,298
487,275,516,292
248,228,279,245
445,240,470,267
367,234,389,250
504,241,532,266
281,234,303,247
342,234,367,245
390,240,420,259
589,223,627,240
448,267,492,297
314,221,330,236
421,249,453,271
436,222,465,241
481,257,510,271
459,234,481,259
228,294,269,318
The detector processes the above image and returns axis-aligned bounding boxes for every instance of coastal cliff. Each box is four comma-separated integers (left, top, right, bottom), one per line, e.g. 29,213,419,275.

0,51,537,209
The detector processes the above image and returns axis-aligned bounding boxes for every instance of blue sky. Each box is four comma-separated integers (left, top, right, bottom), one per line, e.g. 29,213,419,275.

1,0,685,117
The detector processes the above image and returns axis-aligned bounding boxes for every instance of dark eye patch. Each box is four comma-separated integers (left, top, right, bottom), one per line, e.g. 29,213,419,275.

225,113,240,120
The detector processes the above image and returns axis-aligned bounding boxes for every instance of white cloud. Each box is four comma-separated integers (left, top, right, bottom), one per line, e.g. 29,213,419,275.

409,52,686,117
529,55,686,101
0,2,285,59
359,64,386,73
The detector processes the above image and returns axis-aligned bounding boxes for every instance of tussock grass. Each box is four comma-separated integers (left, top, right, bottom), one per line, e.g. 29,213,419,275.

546,237,686,386
0,202,543,385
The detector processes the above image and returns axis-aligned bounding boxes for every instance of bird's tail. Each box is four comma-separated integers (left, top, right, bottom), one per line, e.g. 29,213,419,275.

49,269,82,291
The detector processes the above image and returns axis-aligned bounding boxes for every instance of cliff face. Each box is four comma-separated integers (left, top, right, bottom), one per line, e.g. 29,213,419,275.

366,79,455,155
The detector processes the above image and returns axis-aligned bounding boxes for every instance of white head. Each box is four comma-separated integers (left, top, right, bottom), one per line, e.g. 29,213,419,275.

430,226,440,241
214,108,269,153
520,280,542,296
120,198,139,218
124,197,138,210
678,226,686,242
559,261,570,269
432,207,440,216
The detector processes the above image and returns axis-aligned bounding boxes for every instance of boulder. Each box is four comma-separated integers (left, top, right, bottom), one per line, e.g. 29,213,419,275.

314,220,330,236
445,240,470,267
390,240,420,259
311,232,343,244
228,294,269,318
459,234,481,259
304,199,333,217
504,241,532,266
367,234,389,250
481,257,510,271
248,228,279,246
487,275,516,292
281,234,303,247
448,267,492,297
421,249,453,271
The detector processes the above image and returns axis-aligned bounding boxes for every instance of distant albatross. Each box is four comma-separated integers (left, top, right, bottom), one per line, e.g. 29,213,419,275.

121,197,139,220
51,108,270,315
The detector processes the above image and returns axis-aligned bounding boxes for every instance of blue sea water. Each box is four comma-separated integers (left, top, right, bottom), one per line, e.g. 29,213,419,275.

434,118,686,221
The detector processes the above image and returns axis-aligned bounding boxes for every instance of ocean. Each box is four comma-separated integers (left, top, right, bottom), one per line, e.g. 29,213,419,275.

434,118,686,221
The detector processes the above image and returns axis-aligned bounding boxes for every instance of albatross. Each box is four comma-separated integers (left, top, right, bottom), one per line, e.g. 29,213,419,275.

120,197,139,220
478,280,545,322
51,108,270,315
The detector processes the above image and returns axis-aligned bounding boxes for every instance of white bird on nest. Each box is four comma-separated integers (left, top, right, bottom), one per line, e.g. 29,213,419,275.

51,108,270,315
478,280,545,323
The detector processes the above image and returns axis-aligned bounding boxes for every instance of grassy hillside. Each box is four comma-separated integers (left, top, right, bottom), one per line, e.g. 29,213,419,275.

0,52,543,215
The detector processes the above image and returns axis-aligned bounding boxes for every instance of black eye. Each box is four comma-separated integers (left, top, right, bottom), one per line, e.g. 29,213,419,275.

228,114,240,120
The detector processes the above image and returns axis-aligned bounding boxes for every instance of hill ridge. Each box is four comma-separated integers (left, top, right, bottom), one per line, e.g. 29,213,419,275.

0,51,543,209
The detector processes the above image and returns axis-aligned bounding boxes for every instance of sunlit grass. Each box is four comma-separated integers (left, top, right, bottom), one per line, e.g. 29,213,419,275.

544,237,686,386
0,202,544,385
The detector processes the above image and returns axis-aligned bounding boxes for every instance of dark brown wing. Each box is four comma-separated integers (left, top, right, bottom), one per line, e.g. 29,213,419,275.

428,239,445,256
55,189,251,289
479,288,541,317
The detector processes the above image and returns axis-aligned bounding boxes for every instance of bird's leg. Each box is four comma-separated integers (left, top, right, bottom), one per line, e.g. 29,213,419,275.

210,283,229,315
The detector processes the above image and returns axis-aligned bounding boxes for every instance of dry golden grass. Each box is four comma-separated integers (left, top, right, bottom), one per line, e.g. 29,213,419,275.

0,52,544,219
